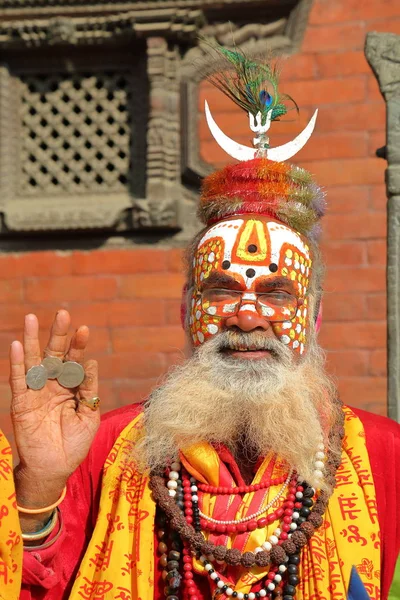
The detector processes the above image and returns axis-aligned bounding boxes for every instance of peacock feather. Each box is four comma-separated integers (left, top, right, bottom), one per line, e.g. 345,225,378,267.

203,40,298,126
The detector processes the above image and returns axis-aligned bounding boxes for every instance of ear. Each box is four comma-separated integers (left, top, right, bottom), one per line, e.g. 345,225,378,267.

307,293,323,332
180,283,189,329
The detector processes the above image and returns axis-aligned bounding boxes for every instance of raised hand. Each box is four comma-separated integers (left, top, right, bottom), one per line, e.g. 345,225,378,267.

10,310,100,529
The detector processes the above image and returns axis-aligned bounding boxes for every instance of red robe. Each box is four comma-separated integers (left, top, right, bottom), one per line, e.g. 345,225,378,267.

20,404,400,600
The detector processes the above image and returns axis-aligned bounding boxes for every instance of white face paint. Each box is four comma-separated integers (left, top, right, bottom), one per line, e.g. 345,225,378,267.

190,216,313,355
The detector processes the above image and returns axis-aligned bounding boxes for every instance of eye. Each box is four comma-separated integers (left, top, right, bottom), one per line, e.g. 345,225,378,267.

204,289,239,303
259,291,293,306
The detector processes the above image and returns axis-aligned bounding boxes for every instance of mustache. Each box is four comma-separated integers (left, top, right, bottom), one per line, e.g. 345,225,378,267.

199,330,291,360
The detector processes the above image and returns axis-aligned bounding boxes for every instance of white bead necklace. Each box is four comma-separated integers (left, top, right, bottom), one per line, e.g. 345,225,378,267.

198,469,293,525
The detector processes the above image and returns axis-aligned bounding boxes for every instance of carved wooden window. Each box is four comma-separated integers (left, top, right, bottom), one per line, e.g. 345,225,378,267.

20,71,133,195
0,46,148,234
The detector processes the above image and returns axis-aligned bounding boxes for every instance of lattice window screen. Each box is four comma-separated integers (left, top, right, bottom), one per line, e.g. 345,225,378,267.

19,70,132,196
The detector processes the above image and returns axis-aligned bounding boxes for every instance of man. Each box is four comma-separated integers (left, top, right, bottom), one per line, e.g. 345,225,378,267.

10,49,400,600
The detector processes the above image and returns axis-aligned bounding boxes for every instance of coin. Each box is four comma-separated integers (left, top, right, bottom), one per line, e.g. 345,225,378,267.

57,361,85,388
42,357,64,379
26,365,48,390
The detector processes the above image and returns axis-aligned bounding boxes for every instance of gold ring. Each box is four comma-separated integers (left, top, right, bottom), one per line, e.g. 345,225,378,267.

78,396,100,411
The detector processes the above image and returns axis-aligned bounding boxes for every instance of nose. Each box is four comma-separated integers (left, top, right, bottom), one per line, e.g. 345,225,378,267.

225,309,271,332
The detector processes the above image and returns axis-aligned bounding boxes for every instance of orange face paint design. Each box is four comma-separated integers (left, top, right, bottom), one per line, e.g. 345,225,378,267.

190,216,312,354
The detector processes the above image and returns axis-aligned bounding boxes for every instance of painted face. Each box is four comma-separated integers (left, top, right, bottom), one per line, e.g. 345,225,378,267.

189,216,313,355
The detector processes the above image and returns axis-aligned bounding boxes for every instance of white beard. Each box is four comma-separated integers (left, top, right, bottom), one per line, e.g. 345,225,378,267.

135,330,340,490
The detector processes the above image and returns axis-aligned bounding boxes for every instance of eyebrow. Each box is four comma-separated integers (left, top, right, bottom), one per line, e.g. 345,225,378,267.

200,272,242,290
255,276,296,293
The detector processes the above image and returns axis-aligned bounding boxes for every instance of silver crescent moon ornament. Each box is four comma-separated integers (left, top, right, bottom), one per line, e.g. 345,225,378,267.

204,100,318,163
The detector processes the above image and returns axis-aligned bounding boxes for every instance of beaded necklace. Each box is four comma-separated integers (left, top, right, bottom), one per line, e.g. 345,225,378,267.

152,412,345,600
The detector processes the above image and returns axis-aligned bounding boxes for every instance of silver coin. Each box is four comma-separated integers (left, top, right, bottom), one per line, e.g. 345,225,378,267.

57,361,85,388
26,365,48,391
42,357,64,379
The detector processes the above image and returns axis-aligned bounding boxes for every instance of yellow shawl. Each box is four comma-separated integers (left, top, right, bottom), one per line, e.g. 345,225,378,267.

71,407,380,599
0,429,22,600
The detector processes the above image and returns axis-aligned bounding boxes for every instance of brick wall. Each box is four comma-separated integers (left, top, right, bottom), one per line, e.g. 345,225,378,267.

1,0,399,440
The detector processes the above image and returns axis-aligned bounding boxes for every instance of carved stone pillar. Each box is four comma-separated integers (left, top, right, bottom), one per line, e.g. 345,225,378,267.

365,32,400,421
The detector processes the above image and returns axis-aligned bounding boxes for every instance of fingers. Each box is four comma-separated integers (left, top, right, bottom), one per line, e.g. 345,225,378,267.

23,314,41,371
9,341,27,399
43,310,71,359
65,326,89,365
77,360,100,418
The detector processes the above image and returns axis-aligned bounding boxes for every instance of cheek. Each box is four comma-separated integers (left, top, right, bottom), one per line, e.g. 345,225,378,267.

272,297,311,356
189,292,223,346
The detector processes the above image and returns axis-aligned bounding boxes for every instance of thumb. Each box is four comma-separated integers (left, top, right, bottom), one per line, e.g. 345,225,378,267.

76,359,100,417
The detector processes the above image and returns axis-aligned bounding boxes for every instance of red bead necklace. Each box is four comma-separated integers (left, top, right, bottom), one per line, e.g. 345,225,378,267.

199,480,299,535
197,474,288,496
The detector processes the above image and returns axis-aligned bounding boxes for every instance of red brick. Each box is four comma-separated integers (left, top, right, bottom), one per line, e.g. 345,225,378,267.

366,18,400,35
97,353,165,379
163,351,187,372
319,321,385,349
286,77,365,108
315,51,371,78
0,385,11,408
112,326,185,354
115,378,158,405
367,240,386,266
368,131,386,159
85,328,111,355
72,248,167,275
319,321,386,351
167,249,186,274
369,185,387,212
325,186,370,214
0,252,72,280
279,54,317,81
303,22,366,53
320,241,367,267
323,212,386,240
366,295,386,321
366,76,383,103
369,349,387,377
119,273,185,300
0,332,19,358
309,0,400,24
336,377,387,414
0,304,58,332
325,267,385,293
24,276,117,304
0,280,22,303
166,300,183,326
97,380,119,413
198,83,236,114
326,350,369,377
299,158,385,187
317,103,385,132
0,358,9,382
322,294,366,321
71,300,166,328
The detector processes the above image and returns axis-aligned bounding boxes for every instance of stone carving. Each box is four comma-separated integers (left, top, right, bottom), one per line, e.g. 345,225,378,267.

0,0,314,238
365,32,400,421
